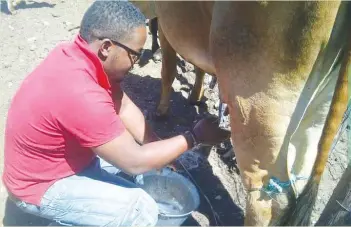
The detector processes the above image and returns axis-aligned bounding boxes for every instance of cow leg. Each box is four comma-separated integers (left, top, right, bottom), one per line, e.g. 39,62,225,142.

155,25,177,118
149,17,160,53
7,0,15,14
209,76,217,89
189,67,205,105
149,17,162,62
209,2,341,225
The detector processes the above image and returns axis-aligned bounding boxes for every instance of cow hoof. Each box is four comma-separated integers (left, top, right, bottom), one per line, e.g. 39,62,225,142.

7,3,15,14
8,9,16,15
152,49,162,63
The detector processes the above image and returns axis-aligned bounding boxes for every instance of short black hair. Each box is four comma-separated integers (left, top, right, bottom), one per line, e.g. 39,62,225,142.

79,0,146,43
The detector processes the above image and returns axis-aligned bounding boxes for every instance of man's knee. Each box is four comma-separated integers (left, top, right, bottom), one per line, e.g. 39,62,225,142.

121,188,159,226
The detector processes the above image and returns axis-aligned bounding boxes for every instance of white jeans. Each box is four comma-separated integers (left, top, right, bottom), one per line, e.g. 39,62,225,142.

10,157,159,226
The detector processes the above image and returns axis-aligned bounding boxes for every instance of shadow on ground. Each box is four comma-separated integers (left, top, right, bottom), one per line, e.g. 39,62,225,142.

2,72,243,226
0,0,55,15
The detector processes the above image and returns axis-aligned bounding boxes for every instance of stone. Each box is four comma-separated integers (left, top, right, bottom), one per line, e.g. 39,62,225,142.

30,44,36,51
27,37,37,43
51,13,60,18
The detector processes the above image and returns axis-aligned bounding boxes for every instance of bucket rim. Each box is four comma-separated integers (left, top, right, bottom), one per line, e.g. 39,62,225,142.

139,168,201,216
159,211,193,218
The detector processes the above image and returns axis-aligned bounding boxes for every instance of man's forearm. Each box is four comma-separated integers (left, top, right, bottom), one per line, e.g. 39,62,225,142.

128,135,189,174
117,91,158,144
92,130,189,176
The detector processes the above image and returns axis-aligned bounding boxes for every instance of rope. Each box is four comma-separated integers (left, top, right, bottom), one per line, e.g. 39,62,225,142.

336,200,351,212
247,174,309,201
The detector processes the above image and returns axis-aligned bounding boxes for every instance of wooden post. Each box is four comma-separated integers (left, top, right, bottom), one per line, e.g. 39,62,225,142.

315,164,351,226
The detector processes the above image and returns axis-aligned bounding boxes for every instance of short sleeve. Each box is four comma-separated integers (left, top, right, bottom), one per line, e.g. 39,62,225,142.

56,85,125,148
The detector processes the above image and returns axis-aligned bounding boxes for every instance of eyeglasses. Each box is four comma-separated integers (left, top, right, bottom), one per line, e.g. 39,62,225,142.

98,37,144,64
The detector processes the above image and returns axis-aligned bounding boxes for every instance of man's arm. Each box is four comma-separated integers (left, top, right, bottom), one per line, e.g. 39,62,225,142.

113,86,158,144
92,115,231,175
92,129,189,175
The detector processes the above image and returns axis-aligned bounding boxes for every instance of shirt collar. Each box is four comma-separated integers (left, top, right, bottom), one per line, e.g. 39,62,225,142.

74,34,111,90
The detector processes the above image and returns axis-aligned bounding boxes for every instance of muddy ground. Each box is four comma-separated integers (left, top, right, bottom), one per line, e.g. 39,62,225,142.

0,1,349,226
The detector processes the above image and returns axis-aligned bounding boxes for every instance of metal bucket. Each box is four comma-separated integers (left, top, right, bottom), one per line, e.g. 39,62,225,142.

135,168,200,226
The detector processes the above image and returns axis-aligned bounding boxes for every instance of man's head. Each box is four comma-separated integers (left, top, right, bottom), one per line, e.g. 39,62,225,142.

80,1,146,82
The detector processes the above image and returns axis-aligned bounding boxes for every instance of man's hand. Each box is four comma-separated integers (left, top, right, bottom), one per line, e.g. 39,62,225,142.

190,116,231,146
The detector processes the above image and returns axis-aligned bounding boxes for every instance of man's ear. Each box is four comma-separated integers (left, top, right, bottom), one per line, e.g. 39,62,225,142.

98,39,113,60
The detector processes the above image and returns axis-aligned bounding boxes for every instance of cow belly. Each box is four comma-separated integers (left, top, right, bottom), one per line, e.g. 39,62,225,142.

176,46,215,76
156,1,216,75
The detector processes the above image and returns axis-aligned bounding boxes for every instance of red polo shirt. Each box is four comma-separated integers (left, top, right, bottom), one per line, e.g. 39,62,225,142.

2,35,126,206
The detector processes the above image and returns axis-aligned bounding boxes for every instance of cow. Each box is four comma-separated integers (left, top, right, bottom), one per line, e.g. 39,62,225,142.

130,1,218,117
131,1,351,226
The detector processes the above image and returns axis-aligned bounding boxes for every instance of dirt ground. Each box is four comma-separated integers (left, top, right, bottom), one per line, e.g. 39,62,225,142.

0,1,349,226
